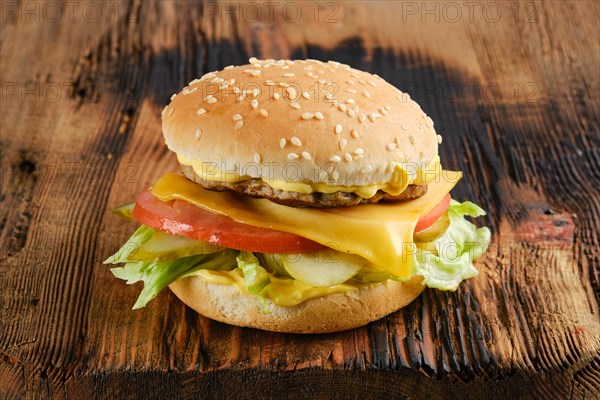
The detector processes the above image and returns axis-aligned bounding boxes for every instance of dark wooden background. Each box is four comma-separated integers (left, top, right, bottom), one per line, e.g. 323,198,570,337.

1,1,599,399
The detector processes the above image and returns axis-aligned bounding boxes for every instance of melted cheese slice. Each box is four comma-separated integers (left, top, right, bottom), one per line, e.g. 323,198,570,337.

151,172,461,278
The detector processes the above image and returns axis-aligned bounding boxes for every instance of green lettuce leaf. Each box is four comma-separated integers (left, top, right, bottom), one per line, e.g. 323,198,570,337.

104,225,154,264
413,200,491,290
236,252,271,311
111,251,238,309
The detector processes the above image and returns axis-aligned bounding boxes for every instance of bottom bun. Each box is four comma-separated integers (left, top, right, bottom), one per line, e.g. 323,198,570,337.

169,276,425,333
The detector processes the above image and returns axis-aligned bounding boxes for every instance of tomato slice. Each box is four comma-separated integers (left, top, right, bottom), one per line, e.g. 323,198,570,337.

132,190,451,254
414,194,451,233
131,190,326,254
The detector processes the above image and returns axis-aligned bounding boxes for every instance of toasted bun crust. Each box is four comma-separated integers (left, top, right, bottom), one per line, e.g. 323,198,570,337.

162,58,439,187
168,276,425,333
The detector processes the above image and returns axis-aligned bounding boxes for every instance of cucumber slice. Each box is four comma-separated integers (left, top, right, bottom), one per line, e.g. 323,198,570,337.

130,231,223,261
281,250,366,287
414,213,450,243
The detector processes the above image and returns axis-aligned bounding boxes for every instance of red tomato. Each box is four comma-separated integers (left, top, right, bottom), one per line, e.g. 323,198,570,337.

132,190,451,254
414,194,451,233
131,191,325,254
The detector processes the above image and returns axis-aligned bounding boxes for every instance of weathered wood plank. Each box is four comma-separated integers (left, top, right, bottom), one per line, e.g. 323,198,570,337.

0,1,598,399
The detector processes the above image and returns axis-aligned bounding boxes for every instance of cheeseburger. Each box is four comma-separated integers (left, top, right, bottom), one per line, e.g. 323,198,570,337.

105,58,490,333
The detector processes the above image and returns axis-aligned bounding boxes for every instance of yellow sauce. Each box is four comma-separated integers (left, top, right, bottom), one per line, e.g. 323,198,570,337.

193,269,371,307
177,153,441,199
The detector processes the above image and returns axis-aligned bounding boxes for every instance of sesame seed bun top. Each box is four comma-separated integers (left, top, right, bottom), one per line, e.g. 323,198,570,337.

162,58,440,187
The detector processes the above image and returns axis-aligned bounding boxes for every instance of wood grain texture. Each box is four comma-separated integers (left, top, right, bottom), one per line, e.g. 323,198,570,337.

1,1,598,399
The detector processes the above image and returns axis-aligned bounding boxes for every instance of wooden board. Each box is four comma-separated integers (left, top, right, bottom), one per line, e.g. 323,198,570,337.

1,1,599,398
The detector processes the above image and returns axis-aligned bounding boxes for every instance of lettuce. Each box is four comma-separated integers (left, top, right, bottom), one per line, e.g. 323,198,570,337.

110,251,238,309
103,225,154,264
413,200,491,290
236,252,271,310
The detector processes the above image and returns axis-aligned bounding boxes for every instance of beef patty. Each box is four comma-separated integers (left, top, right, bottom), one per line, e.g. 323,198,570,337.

181,165,427,208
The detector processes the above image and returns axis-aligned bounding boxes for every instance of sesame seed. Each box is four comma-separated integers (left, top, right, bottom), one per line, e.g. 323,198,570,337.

354,148,364,155
339,103,347,112
196,108,207,115
362,90,370,98
252,89,260,97
401,125,409,130
304,65,314,70
437,134,443,144
185,87,198,94
283,72,295,77
301,112,314,120
351,73,360,78
340,138,348,149
273,92,280,100
335,124,342,134
344,152,352,161
315,112,324,120
347,109,355,117
265,80,276,86
368,113,376,122
168,108,174,117
380,107,388,115
280,138,287,148
368,81,377,87
290,102,301,109
234,121,244,130
218,83,227,90
189,79,201,85
302,151,312,160
346,79,356,85
233,87,241,93
195,129,202,140
351,129,359,138
411,102,420,109
302,91,310,99
201,72,216,80
260,109,269,117
253,153,261,163
346,98,355,104
354,154,364,160
332,171,340,180
409,134,416,144
224,65,234,69
426,117,434,127
359,80,367,85
249,57,258,63
291,136,302,146
385,105,391,110
346,88,357,93
329,155,341,163
171,93,176,100
359,114,366,123
253,63,262,69
207,97,217,104
287,153,299,161
286,87,298,99
395,136,401,145
233,114,243,120
161,105,168,117
251,99,258,109
319,171,328,181
237,94,245,102
361,165,373,174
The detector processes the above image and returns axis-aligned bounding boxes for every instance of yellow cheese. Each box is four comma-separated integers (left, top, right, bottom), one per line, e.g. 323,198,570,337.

193,269,367,307
177,153,442,198
151,171,460,278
